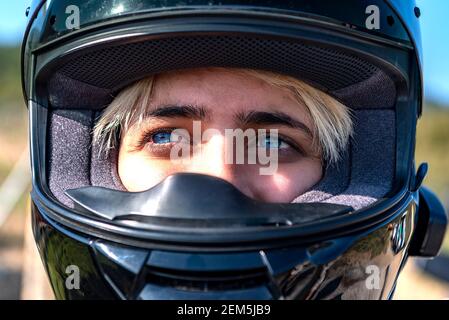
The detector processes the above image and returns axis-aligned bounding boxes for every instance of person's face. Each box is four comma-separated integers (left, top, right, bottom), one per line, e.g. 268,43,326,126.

118,69,323,202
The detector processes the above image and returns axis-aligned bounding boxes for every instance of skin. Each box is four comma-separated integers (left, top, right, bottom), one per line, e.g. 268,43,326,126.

118,68,323,203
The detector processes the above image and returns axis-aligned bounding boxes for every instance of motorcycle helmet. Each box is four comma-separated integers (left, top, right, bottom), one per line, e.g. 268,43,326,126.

22,0,447,300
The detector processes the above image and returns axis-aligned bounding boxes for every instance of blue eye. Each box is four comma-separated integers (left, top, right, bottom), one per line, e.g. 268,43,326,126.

152,131,173,144
259,136,289,149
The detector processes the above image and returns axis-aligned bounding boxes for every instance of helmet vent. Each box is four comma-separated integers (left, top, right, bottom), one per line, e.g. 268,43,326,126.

144,266,269,292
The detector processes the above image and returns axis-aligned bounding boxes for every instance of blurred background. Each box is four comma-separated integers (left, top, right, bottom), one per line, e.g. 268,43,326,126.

0,0,449,300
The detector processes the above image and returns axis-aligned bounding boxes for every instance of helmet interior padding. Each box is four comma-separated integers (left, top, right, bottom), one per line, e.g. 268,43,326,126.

46,35,397,111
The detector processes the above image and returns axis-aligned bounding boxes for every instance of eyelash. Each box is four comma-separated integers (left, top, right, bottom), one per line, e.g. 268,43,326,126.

135,128,179,149
263,135,306,156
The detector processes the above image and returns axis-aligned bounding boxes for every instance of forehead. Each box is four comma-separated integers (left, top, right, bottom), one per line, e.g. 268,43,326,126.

150,68,311,124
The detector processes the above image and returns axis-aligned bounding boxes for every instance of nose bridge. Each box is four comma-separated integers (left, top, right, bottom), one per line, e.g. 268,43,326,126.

179,128,262,200
189,131,246,184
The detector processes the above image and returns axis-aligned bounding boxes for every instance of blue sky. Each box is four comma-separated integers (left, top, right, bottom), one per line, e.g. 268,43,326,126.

416,0,449,105
1,0,448,105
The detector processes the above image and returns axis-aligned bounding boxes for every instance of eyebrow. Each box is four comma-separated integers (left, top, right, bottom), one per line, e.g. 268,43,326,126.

145,105,313,138
236,111,313,138
146,105,208,120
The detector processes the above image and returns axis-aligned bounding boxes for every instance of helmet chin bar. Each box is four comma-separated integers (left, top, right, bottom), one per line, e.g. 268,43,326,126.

66,173,353,228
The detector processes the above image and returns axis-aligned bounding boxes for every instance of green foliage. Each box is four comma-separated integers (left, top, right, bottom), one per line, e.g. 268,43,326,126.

416,105,449,200
0,46,22,105
416,105,449,255
0,47,27,149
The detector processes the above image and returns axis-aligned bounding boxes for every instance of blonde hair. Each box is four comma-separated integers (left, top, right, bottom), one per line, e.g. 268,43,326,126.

94,68,353,164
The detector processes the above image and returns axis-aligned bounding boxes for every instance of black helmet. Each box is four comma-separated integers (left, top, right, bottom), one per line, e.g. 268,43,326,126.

22,0,447,300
